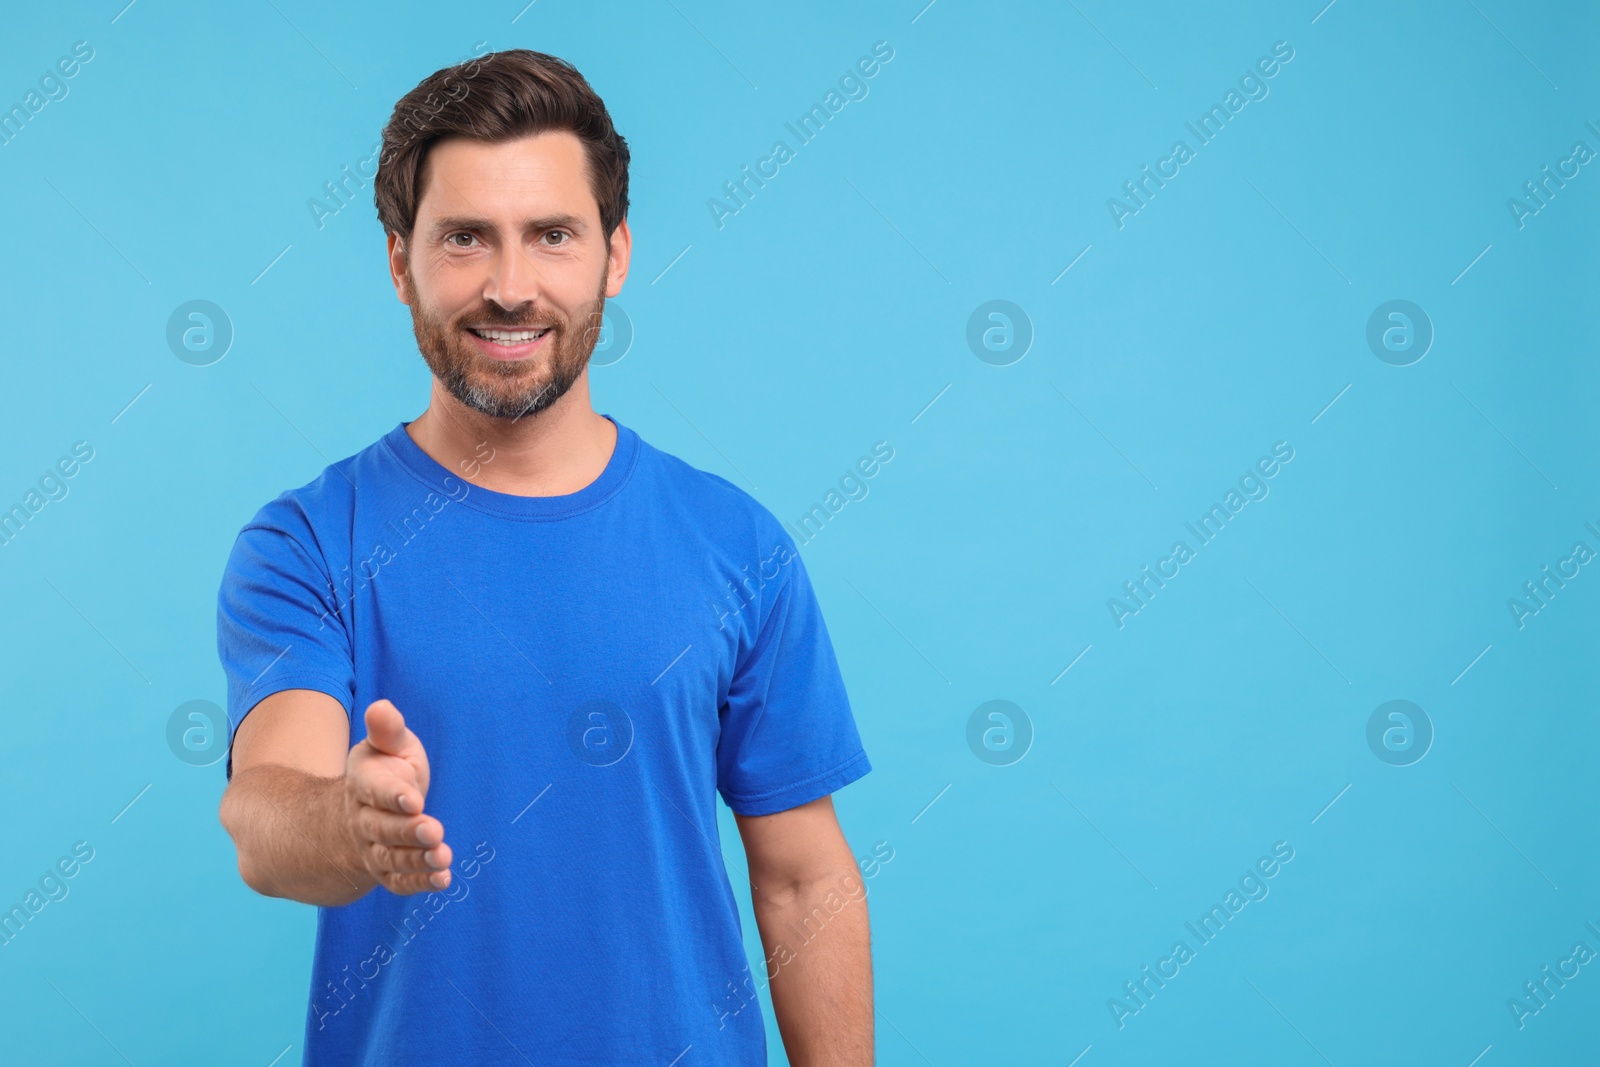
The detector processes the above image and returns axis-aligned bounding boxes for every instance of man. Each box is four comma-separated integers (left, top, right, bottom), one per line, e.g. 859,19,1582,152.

216,48,874,1066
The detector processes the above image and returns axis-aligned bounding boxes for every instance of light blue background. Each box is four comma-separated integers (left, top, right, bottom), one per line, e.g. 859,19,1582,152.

1,1,1595,1064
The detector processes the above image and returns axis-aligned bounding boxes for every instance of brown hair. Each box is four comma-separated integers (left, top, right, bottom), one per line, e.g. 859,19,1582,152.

374,48,629,248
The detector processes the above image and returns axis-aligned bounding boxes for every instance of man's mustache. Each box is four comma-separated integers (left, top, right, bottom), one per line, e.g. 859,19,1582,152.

458,313,560,330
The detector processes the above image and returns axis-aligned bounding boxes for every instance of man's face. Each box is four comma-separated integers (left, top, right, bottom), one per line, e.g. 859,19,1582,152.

388,130,630,421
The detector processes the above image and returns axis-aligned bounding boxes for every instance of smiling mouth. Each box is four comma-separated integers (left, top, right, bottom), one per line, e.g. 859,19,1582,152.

464,325,553,361
467,326,551,343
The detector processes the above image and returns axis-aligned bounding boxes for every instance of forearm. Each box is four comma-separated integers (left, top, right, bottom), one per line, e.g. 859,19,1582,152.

218,763,375,907
752,871,874,1066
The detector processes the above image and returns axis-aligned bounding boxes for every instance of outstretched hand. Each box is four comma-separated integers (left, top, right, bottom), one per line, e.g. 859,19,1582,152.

342,699,452,895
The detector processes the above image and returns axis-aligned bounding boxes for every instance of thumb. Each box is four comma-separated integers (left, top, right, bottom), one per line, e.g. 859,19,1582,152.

364,699,413,757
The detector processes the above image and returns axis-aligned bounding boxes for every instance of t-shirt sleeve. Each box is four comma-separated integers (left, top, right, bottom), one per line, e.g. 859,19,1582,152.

715,545,871,816
215,508,355,781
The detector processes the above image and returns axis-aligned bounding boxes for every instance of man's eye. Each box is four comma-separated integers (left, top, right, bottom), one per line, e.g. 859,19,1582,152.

447,233,476,247
544,231,569,246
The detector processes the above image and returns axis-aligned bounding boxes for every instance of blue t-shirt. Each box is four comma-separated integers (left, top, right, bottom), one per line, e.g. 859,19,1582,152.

216,414,871,1066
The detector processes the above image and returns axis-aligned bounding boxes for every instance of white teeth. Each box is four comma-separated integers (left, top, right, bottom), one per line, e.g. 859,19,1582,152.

472,328,548,343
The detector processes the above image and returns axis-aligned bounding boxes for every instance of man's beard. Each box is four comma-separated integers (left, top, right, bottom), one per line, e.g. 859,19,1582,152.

406,264,607,422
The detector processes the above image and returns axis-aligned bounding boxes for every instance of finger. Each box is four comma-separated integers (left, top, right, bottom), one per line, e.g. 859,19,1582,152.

380,858,454,895
357,807,443,848
348,765,421,815
363,699,414,758
367,841,451,875
385,869,452,896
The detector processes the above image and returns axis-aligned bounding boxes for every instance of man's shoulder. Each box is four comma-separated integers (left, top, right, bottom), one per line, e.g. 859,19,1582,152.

632,428,798,558
232,426,398,550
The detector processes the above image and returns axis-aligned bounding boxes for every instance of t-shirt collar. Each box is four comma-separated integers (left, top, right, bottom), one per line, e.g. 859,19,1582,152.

382,412,639,520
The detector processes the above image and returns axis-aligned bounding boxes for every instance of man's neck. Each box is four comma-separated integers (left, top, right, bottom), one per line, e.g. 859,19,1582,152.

405,379,617,498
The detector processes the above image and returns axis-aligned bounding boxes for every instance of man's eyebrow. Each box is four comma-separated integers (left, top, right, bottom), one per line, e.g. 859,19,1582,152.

426,214,588,238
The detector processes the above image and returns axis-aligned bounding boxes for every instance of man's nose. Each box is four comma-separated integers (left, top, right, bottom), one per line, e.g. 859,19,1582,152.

483,244,541,312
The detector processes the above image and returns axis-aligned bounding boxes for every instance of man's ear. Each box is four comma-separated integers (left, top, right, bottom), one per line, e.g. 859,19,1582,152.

387,232,412,305
603,217,632,298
